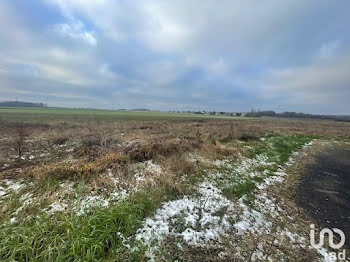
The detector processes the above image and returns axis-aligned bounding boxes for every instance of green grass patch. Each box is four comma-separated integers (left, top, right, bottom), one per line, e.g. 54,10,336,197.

220,135,313,201
222,179,256,199
0,188,168,261
249,134,312,163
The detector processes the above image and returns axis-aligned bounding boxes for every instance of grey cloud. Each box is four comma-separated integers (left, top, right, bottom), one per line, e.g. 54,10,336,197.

0,0,349,113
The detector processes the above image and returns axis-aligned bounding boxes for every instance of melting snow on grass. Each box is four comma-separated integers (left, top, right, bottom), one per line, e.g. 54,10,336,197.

5,179,25,192
0,179,25,203
135,153,281,258
0,185,6,197
135,139,332,260
46,202,68,215
136,181,237,248
45,160,163,216
135,177,283,259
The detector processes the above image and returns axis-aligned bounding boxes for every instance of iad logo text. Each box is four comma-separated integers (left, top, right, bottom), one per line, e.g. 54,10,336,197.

310,224,347,261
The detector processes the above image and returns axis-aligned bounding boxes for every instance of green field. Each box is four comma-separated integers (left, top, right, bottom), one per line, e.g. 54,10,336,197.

0,107,236,123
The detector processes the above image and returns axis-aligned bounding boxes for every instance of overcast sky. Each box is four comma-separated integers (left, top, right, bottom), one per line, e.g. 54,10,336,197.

0,1,349,114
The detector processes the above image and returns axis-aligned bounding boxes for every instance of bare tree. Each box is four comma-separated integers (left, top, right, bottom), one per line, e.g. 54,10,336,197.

14,123,28,161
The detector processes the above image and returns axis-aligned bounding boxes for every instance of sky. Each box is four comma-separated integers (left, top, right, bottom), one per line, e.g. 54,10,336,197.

0,0,349,114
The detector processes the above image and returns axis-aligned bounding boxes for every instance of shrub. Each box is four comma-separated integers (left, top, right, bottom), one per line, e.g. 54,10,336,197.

124,138,201,161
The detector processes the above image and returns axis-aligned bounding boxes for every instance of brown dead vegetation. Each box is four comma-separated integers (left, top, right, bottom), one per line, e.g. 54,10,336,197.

0,118,349,181
123,137,201,161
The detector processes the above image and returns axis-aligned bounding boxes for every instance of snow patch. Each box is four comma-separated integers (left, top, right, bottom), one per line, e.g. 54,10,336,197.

0,185,6,200
6,180,25,192
135,181,237,250
76,196,110,215
14,192,36,215
47,202,68,214
135,140,325,260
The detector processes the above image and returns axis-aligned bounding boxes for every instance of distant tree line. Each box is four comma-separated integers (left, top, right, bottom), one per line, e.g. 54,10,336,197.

0,101,47,108
246,110,350,122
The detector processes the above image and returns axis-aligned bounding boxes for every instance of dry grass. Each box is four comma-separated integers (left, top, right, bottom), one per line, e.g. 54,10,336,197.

1,153,128,180
123,137,201,161
1,117,349,180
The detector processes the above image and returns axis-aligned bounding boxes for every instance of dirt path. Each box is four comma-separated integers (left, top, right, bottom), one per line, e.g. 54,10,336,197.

296,144,350,247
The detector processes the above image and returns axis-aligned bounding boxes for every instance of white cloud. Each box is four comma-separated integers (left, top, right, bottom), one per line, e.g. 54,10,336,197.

98,63,118,79
55,20,97,46
46,0,312,55
207,57,230,76
137,60,187,87
254,52,350,104
3,57,90,86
